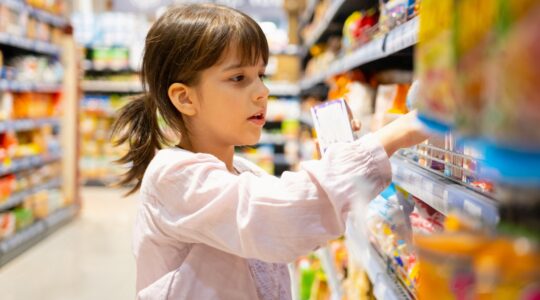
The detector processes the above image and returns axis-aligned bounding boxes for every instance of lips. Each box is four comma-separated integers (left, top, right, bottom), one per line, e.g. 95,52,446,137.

248,111,266,126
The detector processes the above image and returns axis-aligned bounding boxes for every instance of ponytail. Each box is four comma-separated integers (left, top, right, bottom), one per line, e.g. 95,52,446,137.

111,94,165,195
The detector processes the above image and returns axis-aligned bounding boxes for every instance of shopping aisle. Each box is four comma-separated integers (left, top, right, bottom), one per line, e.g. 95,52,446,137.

0,187,137,300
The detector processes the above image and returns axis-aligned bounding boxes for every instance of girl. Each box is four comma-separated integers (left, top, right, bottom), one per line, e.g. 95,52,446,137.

112,4,427,300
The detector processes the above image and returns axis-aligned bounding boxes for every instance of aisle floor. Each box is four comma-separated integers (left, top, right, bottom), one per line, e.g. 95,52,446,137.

0,187,138,300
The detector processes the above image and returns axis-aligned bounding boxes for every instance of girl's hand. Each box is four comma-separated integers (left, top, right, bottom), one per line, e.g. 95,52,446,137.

374,110,429,157
314,118,362,160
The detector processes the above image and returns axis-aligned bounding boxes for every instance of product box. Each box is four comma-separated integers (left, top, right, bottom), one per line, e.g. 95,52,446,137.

311,99,356,156
271,54,300,82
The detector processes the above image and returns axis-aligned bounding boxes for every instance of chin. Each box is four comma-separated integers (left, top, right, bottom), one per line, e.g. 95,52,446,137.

238,133,261,146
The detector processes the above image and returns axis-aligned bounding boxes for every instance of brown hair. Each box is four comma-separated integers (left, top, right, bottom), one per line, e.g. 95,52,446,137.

111,4,269,194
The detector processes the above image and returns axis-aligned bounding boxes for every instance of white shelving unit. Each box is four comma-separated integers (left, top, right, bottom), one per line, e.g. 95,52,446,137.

0,153,62,177
0,117,60,133
266,82,300,97
2,0,69,27
0,32,61,56
0,80,62,93
82,80,143,93
299,0,318,30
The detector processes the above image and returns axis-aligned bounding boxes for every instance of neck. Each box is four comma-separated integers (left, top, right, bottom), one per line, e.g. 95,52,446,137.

179,136,235,172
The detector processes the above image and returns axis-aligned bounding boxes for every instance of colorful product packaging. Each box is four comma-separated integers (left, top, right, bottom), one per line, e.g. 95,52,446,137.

482,1,540,150
414,0,456,130
453,0,497,135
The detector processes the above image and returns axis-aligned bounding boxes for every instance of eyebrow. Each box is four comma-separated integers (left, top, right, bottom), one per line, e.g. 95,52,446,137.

222,62,266,72
222,63,244,71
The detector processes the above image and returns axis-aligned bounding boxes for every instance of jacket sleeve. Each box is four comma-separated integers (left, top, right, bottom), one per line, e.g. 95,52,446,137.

141,133,392,263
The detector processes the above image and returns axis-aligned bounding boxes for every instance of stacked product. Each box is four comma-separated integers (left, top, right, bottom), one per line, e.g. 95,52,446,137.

416,0,540,168
72,12,149,185
0,0,77,267
0,1,65,45
302,0,420,79
297,0,540,299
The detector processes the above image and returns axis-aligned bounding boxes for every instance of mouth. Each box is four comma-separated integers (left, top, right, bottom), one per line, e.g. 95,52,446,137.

247,112,266,126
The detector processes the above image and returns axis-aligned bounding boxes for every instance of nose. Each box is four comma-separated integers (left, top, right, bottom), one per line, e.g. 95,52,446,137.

253,79,269,104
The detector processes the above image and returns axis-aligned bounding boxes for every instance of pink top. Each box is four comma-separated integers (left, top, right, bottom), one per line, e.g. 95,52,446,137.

133,134,392,299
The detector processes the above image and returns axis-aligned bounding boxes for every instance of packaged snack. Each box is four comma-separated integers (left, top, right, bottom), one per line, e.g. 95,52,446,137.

13,207,33,231
372,83,410,130
328,238,348,283
342,9,379,51
366,184,418,291
407,0,421,18
0,211,15,239
482,2,540,150
474,238,540,300
297,256,321,300
409,196,445,235
415,0,456,131
345,262,375,300
415,231,488,300
452,0,498,136
379,0,409,33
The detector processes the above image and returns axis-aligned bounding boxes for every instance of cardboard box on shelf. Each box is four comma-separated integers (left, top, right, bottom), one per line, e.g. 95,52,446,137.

271,54,300,82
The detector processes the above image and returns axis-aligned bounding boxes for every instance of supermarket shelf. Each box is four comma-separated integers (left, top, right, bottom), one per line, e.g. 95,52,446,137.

259,133,295,145
346,222,413,300
266,82,300,96
81,107,117,118
0,205,77,267
82,175,132,187
0,80,62,93
270,45,302,56
391,155,499,226
83,66,139,74
299,112,314,128
273,154,291,166
0,117,59,133
299,0,317,29
300,17,419,90
315,247,343,300
0,32,61,56
0,153,62,177
303,0,347,51
29,6,69,28
0,177,62,212
2,0,69,27
83,178,114,187
82,80,143,93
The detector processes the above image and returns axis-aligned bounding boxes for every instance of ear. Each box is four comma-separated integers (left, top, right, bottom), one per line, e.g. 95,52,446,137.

168,83,197,116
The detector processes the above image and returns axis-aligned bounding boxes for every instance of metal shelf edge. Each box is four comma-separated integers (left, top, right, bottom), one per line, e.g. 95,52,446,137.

390,155,499,225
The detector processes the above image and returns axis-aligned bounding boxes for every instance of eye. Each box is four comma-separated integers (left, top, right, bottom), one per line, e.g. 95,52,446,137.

231,75,245,82
258,74,267,80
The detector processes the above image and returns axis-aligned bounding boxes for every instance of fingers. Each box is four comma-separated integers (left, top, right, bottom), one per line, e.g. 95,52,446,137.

314,139,322,159
351,119,362,132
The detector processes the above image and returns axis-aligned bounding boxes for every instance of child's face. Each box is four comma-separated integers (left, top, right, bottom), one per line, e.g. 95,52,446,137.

190,47,269,147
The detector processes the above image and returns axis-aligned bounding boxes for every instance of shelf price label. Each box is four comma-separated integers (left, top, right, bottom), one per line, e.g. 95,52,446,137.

463,199,482,219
